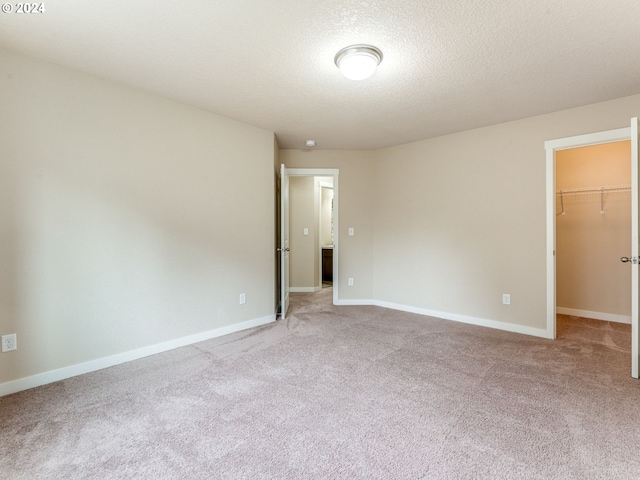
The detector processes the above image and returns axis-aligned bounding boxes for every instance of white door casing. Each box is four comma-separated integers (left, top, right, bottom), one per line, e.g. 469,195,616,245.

280,164,290,319
631,117,639,378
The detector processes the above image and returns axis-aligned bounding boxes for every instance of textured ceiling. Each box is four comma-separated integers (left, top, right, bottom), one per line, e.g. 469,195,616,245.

2,0,640,150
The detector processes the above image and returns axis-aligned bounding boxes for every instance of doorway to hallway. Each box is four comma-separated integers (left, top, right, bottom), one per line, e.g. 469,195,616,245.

277,167,339,320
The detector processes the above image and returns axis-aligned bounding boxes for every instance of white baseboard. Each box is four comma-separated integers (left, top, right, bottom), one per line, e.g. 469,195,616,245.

374,300,551,338
335,298,551,339
334,299,375,306
0,314,275,398
290,286,322,293
556,307,631,324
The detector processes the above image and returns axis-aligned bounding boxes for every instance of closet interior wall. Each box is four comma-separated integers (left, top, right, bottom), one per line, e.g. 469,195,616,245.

556,141,632,322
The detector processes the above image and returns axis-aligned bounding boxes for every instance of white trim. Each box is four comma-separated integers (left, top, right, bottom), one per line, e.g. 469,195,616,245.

546,145,556,339
334,299,375,306
332,175,339,307
290,286,322,293
0,314,275,397
375,301,552,339
287,168,339,176
632,117,639,378
333,298,551,338
545,127,631,151
556,307,631,324
545,126,633,340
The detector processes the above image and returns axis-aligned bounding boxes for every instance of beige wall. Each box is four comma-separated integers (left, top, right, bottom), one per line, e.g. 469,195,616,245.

0,48,275,385
321,186,334,247
556,141,631,318
279,150,375,301
372,95,640,331
289,176,319,289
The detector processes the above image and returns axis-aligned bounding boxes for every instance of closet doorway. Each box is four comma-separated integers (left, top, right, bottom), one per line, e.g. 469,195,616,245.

545,118,639,378
555,142,631,333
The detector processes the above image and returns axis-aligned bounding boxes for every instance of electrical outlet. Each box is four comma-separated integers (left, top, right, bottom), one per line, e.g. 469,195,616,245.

2,334,17,352
239,293,246,305
348,278,354,286
502,294,511,305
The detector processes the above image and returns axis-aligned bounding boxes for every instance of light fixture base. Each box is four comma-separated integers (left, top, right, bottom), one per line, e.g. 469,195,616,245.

334,44,383,81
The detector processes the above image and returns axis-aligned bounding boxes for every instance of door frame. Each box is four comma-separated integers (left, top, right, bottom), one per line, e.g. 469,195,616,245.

545,126,633,342
284,168,340,307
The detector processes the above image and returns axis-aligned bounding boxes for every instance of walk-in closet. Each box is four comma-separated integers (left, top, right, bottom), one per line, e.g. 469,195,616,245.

556,141,632,325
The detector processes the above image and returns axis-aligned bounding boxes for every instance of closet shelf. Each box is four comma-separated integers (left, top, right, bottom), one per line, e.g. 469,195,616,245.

556,184,631,215
555,184,631,196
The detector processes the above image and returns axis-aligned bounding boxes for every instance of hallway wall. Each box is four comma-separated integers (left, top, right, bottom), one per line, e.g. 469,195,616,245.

289,176,319,291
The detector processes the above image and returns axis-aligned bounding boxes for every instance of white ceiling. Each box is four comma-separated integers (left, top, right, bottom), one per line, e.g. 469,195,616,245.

2,0,640,150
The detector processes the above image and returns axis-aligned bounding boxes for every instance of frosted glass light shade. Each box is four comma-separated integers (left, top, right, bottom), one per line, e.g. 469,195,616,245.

334,45,383,81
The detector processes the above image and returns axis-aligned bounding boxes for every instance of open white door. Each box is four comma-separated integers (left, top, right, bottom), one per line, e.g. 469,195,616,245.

632,117,639,379
280,164,290,319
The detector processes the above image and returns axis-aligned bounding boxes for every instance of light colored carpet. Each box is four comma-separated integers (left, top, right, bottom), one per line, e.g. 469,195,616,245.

2,289,640,479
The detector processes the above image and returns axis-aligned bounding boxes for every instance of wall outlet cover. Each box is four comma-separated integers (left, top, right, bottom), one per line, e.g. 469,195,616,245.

2,333,17,352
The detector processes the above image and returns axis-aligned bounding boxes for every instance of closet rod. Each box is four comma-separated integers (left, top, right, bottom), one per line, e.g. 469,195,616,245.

555,184,631,197
556,184,630,215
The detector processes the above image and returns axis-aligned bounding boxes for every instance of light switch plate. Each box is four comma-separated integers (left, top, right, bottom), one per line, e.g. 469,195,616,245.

303,228,309,236
348,228,354,236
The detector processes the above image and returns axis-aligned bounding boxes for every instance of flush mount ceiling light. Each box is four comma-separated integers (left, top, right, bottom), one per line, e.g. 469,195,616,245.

334,44,383,81
305,140,316,147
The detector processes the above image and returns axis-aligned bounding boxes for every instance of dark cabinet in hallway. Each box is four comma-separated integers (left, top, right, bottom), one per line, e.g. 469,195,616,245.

322,248,333,283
